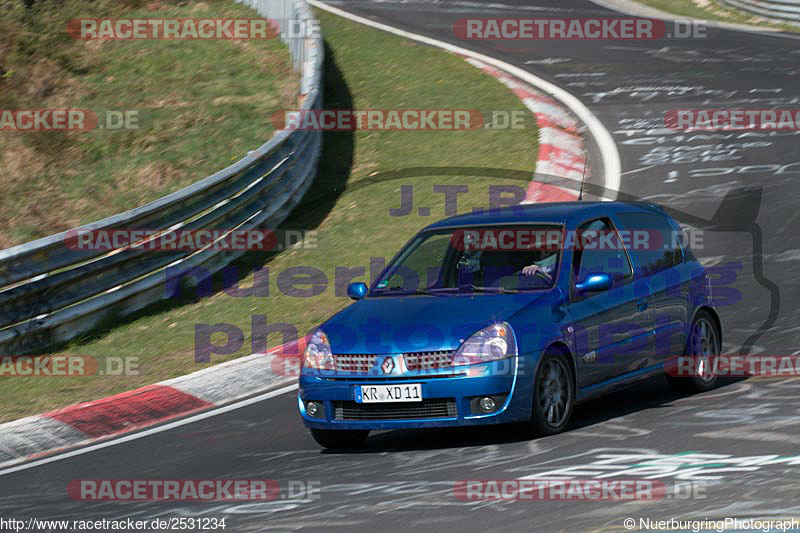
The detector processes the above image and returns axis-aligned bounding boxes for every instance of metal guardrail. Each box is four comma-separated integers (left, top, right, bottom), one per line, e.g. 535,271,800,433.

0,0,323,354
719,0,800,22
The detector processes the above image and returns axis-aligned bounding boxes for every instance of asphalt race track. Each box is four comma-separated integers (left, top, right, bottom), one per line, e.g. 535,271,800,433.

3,1,800,531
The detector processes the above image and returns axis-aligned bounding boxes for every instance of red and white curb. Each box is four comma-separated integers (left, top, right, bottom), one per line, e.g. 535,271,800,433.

0,339,306,469
463,57,586,204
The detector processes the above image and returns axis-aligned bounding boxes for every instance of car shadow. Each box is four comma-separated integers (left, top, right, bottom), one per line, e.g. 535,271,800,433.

225,40,355,282
320,375,747,454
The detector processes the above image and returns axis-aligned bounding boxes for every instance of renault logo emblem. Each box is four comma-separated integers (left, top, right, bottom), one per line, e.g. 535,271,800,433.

381,356,395,374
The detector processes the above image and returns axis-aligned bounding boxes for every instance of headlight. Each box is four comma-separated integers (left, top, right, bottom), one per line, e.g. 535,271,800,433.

453,322,516,365
303,329,334,370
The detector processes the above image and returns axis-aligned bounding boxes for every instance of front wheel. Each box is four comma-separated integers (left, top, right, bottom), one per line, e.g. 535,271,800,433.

666,310,720,393
528,352,574,436
310,428,369,449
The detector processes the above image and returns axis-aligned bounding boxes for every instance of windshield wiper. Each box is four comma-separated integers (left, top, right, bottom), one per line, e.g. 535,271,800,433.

380,285,437,296
461,284,518,294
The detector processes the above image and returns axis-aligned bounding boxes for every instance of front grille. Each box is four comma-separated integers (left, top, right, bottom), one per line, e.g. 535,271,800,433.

332,351,457,374
334,354,377,373
323,374,463,381
403,350,456,371
333,399,457,420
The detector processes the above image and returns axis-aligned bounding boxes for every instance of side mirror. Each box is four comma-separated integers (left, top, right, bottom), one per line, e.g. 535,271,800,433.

575,273,612,293
347,282,368,300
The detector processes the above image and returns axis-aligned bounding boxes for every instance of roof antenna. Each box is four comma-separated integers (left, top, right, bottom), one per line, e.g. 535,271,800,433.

577,154,588,201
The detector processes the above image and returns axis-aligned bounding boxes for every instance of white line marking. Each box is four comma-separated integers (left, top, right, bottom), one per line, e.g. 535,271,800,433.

0,383,298,477
307,0,621,200
621,165,656,176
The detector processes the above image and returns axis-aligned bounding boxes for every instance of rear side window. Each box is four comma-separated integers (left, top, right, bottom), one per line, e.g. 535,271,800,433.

615,211,683,276
572,218,633,282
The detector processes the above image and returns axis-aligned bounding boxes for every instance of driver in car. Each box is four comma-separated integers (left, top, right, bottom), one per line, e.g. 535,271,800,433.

520,250,557,279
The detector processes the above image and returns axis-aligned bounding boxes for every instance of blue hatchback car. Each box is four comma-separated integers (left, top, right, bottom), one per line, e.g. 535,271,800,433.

298,202,721,449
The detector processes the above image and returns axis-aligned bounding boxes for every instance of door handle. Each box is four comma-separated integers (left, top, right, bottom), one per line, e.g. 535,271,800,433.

637,299,649,311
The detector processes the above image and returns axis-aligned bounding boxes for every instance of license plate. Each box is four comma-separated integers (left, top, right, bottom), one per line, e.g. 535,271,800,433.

355,384,422,403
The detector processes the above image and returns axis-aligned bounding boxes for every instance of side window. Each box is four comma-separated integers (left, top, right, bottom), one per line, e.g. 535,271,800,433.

384,233,451,289
615,211,683,276
572,218,633,285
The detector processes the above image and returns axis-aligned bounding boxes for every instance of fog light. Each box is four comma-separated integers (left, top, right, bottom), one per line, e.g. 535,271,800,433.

306,401,321,416
478,396,496,412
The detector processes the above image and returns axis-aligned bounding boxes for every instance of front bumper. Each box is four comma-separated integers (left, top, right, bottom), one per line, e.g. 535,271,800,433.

298,357,530,430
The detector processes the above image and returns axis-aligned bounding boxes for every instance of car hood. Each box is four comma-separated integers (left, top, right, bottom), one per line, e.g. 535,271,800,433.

321,291,554,354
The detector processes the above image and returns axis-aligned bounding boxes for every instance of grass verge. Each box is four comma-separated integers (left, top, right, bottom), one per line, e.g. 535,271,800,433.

0,0,297,248
633,0,799,32
0,7,538,422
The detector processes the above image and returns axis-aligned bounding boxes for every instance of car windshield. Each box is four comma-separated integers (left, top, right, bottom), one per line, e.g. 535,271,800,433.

372,225,562,295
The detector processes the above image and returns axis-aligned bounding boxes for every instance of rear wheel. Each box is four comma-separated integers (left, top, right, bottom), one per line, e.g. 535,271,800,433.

310,429,369,449
666,310,720,393
529,352,574,436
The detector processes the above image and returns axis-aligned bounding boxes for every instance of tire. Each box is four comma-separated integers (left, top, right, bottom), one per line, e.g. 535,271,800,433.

528,351,574,436
310,429,369,449
666,310,721,393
